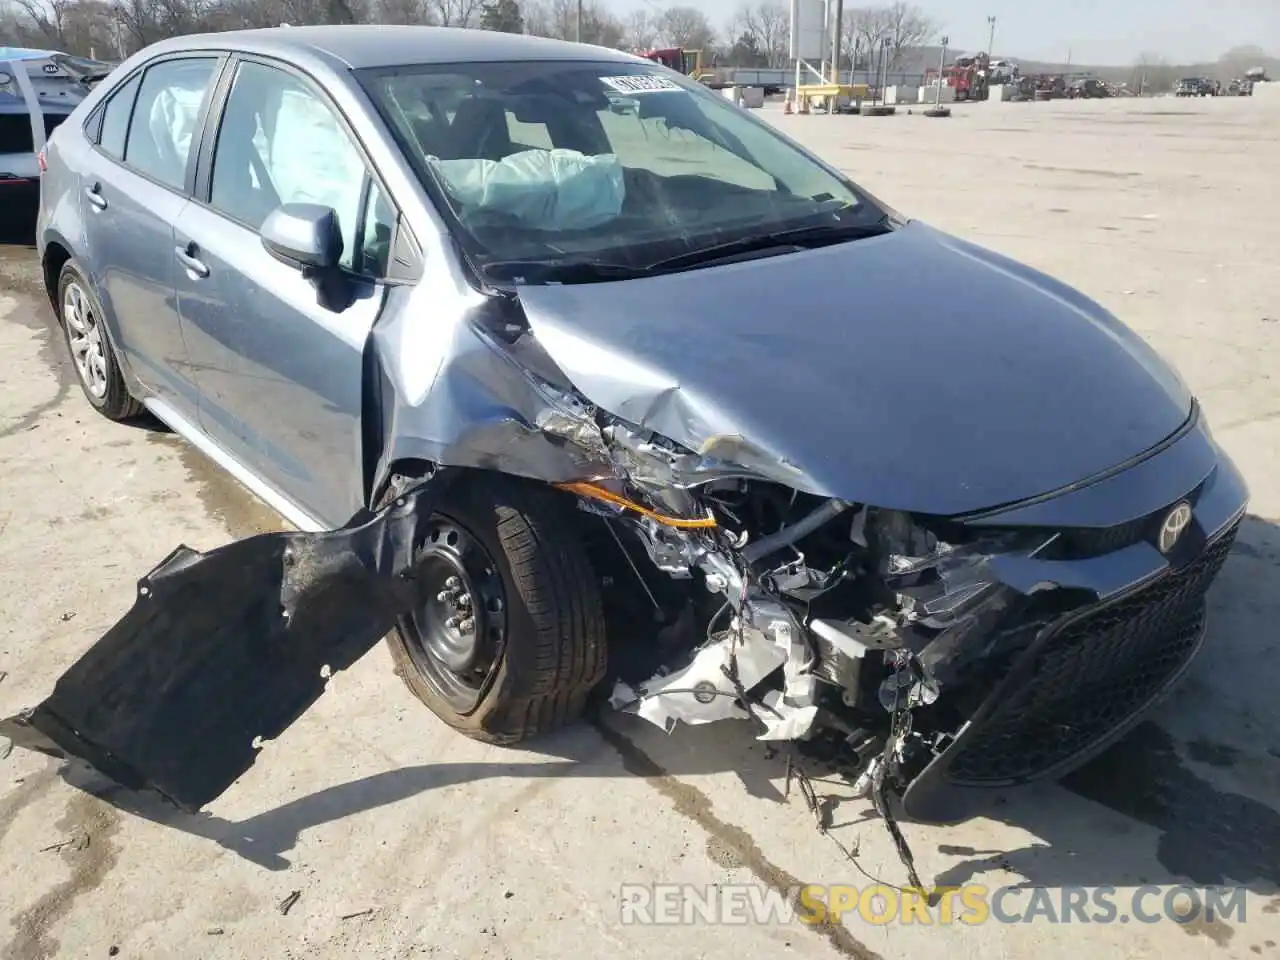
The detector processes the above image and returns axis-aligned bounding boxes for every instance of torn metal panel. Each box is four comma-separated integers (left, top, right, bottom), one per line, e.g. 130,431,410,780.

603,421,812,493
370,295,614,496
0,482,447,812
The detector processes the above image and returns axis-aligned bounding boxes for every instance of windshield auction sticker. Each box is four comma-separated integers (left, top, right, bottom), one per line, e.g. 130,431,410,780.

601,74,682,94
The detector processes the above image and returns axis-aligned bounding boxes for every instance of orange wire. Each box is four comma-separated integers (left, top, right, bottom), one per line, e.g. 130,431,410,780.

554,481,718,529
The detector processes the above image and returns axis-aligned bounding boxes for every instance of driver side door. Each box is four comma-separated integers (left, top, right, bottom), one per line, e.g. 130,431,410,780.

174,56,398,528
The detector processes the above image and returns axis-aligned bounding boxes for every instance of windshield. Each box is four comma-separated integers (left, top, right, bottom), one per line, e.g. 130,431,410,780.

358,59,877,269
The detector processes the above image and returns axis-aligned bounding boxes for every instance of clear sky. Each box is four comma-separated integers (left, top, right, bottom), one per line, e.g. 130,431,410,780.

618,0,1278,65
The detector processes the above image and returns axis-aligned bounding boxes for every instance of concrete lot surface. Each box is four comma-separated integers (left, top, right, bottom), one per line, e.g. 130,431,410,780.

2,94,1280,960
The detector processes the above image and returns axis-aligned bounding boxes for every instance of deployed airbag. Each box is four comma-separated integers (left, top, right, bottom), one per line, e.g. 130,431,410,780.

427,148,625,231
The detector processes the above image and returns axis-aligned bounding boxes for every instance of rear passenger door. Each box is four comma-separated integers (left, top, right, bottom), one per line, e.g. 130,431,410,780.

175,57,397,527
80,55,222,416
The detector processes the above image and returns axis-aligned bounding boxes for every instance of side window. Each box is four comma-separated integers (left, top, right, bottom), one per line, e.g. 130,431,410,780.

209,61,368,271
358,182,396,278
123,57,218,189
96,73,141,159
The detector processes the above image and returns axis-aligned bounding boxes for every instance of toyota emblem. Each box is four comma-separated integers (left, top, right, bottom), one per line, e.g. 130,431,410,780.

1158,501,1193,554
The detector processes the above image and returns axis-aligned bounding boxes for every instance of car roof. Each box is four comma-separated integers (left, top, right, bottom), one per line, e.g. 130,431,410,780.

151,25,643,71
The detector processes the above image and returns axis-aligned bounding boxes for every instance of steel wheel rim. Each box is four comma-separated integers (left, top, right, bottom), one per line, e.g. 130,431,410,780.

64,282,107,400
404,516,507,714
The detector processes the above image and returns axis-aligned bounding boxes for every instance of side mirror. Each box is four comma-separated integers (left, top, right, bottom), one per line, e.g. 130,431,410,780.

261,203,342,272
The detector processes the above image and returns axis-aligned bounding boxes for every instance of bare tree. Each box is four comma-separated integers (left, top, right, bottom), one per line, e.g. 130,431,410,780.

657,4,713,51
6,0,116,54
882,0,933,62
109,0,171,49
1132,51,1177,94
842,4,931,69
524,0,622,46
0,0,635,60
12,0,65,46
621,8,657,52
848,6,892,63
427,0,481,27
374,0,432,25
731,1,786,67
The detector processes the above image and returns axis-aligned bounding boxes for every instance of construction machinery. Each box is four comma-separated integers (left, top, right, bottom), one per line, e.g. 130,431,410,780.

640,48,717,85
924,53,992,102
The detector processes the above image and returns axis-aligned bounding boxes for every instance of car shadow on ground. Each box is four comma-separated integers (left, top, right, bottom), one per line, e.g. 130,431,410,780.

51,515,1280,907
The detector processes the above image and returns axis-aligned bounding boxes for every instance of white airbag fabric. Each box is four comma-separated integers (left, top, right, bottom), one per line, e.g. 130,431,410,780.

426,149,625,231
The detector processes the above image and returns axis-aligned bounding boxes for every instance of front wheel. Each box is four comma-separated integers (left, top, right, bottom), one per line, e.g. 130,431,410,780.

384,472,608,744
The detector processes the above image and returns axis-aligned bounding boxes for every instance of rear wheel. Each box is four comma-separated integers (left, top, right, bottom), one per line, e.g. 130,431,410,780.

383,471,608,744
57,262,141,421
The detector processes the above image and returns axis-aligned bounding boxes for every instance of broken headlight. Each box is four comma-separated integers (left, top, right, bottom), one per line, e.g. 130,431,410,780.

869,509,1042,630
866,510,1052,709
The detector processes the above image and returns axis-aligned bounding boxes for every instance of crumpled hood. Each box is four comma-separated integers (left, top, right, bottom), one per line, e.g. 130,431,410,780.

517,220,1193,516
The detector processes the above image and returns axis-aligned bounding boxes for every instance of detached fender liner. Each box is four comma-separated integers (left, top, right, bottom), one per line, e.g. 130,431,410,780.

0,482,448,812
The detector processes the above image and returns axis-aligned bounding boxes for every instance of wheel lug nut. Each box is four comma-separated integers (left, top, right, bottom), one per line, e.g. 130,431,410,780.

445,576,461,590
456,593,471,608
436,590,452,603
445,616,460,629
458,617,475,634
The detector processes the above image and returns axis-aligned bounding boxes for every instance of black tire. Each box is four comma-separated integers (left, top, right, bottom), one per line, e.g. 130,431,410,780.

57,261,142,421
382,470,608,744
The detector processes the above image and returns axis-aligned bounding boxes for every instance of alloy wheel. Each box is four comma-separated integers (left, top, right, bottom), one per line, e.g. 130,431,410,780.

63,281,108,400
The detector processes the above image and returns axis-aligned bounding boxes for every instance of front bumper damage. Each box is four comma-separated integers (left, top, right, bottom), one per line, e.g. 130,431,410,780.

0,272,1249,884
594,409,1249,828
0,411,1248,832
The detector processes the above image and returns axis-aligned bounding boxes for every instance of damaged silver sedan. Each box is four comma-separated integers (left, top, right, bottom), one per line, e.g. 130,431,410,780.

9,26,1248,828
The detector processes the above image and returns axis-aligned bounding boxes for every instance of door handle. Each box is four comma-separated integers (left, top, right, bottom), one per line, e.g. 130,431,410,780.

175,244,210,278
84,184,107,210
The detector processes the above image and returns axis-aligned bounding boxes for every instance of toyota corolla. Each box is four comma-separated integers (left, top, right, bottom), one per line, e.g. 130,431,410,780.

1,26,1248,830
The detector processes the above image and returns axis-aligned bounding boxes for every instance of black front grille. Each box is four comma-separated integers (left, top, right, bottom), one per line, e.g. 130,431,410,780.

946,520,1240,785
1014,481,1207,560
1054,515,1154,559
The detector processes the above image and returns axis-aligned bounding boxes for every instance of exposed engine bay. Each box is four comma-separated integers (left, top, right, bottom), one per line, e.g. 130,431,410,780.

555,411,1050,796
533,399,1242,885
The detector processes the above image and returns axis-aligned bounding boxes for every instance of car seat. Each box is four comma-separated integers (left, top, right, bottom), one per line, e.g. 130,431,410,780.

209,102,280,229
443,97,514,161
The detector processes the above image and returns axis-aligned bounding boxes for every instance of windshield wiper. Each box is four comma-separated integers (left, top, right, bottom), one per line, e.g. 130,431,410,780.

478,258,650,285
643,217,895,273
477,216,895,286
